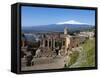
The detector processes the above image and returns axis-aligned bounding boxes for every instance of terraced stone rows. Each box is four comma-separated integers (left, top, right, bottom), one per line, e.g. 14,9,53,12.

33,57,54,65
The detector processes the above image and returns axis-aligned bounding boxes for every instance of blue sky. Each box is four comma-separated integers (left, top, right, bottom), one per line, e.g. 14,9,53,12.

21,6,95,27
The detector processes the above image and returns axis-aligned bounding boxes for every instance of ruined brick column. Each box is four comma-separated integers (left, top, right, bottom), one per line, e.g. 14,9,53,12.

51,38,53,50
61,39,63,47
65,36,70,54
65,37,67,54
64,27,68,54
53,39,55,51
48,39,49,48
43,39,45,47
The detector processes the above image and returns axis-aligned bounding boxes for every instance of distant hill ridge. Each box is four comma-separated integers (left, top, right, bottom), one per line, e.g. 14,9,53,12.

22,23,94,33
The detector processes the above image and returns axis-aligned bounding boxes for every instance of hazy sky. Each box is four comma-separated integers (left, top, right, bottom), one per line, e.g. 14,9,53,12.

21,6,95,27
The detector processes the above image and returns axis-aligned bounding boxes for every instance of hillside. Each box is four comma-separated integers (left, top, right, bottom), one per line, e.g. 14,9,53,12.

22,24,94,33
69,38,95,68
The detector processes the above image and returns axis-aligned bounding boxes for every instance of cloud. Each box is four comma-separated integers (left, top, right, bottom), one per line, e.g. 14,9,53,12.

56,20,87,25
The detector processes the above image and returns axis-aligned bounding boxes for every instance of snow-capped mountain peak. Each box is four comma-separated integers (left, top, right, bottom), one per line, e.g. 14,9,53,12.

56,20,87,25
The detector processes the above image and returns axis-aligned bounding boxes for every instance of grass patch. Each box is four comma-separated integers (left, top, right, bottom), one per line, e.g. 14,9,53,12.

69,38,95,68
64,51,79,68
80,38,95,67
68,51,79,67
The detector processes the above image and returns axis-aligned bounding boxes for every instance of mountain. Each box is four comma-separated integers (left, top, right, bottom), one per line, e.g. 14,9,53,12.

56,20,87,25
22,20,94,33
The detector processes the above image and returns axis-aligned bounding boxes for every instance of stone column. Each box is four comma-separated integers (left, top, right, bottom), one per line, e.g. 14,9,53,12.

61,39,63,46
51,38,53,50
65,37,67,54
65,36,70,54
40,40,42,47
43,39,45,47
53,39,55,51
48,39,49,48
